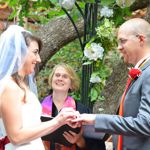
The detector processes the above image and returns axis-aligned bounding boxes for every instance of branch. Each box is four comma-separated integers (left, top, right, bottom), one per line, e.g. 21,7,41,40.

35,16,84,71
130,0,149,11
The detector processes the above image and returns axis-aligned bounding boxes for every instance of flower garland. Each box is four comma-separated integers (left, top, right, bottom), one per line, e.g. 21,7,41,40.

59,0,136,103
82,0,135,102
83,18,117,102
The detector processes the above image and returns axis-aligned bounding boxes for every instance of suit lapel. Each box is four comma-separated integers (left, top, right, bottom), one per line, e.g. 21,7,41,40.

140,59,150,71
116,59,150,114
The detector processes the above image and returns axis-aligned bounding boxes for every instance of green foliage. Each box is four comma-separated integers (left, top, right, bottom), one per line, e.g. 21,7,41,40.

82,0,95,3
96,18,117,51
80,0,134,102
0,0,85,26
89,61,112,102
100,0,115,6
112,6,132,26
97,1,132,27
1,0,132,28
83,17,117,102
90,63,112,102
1,0,64,25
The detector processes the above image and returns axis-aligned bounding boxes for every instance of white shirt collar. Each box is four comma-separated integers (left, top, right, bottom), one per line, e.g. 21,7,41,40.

135,55,150,68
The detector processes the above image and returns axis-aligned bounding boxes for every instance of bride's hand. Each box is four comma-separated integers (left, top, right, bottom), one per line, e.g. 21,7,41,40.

55,107,79,126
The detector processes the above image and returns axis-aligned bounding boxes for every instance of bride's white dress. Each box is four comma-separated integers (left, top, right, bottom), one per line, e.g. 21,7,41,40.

0,90,45,150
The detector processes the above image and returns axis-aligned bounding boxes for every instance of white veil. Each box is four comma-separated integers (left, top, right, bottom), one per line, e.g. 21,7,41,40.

0,25,38,95
0,25,39,136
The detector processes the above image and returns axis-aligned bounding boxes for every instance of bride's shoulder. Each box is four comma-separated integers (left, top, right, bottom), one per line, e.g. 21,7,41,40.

2,77,20,92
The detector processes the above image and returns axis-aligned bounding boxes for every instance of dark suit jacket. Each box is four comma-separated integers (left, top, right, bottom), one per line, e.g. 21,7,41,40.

76,102,106,150
94,60,150,150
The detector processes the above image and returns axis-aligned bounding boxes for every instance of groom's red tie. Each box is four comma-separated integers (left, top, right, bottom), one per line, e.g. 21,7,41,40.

117,77,132,150
117,67,142,150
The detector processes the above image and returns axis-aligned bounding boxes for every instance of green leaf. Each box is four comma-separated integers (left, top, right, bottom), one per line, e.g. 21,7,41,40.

90,88,98,102
100,0,115,6
91,72,100,77
98,96,105,101
113,6,131,26
77,0,95,3
8,9,17,20
84,0,95,3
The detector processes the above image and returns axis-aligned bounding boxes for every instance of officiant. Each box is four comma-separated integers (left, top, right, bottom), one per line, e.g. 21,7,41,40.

41,63,106,150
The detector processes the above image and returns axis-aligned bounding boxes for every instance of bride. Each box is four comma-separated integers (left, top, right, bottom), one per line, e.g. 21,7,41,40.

0,25,78,150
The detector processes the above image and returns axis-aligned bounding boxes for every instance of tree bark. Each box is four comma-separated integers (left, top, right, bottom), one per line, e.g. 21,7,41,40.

35,17,84,71
144,2,150,22
130,0,149,11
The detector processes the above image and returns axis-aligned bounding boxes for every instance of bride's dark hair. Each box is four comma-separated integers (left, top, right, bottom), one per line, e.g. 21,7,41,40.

12,31,42,102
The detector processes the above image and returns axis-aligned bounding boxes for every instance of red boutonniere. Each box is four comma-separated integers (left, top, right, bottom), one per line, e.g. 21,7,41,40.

128,68,142,80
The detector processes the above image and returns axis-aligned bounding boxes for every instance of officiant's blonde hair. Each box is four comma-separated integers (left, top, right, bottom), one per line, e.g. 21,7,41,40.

48,63,80,92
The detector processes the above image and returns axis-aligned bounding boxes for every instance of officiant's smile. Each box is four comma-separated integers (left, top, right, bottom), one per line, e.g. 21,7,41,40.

51,66,72,93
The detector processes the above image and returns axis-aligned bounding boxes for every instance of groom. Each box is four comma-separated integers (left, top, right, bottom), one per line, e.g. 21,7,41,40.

75,18,150,150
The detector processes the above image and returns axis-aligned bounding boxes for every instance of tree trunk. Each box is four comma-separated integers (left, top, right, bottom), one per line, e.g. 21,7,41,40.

35,17,84,71
130,0,149,11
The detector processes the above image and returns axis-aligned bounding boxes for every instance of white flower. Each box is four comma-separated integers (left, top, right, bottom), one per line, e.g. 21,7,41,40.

84,43,104,61
59,0,75,10
116,0,135,8
90,76,101,83
100,6,113,18
98,108,104,112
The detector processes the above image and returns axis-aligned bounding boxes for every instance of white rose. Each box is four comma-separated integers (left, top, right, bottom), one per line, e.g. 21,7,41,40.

84,43,104,61
90,76,101,83
59,0,76,10
100,6,113,18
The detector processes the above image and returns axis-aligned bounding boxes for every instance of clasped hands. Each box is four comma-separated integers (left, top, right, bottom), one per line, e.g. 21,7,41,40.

55,107,95,147
57,107,96,128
